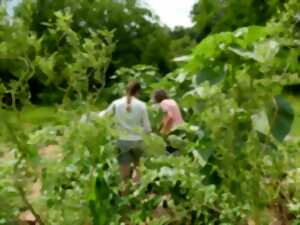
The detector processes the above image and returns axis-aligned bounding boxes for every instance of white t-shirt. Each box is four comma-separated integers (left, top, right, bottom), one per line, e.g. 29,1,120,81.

99,96,151,141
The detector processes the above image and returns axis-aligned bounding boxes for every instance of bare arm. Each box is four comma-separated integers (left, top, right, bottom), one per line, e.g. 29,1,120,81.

98,101,115,117
160,111,173,135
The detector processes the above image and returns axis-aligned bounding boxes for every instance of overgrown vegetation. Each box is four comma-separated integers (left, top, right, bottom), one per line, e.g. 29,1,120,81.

0,0,300,224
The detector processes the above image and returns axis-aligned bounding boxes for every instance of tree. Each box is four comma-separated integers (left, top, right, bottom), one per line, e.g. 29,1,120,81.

191,0,287,40
15,0,173,73
0,3,115,105
169,26,197,61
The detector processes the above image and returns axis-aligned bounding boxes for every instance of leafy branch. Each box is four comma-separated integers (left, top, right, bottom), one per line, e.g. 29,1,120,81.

4,121,45,225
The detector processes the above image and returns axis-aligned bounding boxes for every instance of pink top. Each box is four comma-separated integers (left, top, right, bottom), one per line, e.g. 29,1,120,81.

160,99,184,130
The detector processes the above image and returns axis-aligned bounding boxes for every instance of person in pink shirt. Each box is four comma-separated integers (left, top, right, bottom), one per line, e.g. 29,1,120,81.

153,89,184,135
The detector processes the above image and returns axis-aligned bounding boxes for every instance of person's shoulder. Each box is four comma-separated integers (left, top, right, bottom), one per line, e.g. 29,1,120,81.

113,97,125,104
161,99,178,108
166,99,177,105
134,98,147,108
161,99,173,106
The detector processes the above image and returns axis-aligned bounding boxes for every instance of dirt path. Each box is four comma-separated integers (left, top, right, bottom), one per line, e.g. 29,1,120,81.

19,144,62,225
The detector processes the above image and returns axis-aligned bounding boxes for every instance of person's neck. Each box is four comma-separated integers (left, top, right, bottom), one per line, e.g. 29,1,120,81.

125,95,137,99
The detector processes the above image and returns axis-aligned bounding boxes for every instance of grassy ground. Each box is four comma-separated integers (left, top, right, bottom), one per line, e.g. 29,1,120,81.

2,104,88,127
15,105,58,126
0,105,59,129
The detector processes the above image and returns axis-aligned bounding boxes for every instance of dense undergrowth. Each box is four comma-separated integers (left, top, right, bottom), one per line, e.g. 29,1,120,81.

0,0,300,224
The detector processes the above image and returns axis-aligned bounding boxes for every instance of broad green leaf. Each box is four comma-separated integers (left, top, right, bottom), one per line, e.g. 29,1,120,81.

229,39,279,63
228,46,256,60
144,133,166,157
188,32,233,72
254,40,279,63
267,96,294,142
234,26,268,47
194,32,233,58
195,67,225,85
167,135,186,149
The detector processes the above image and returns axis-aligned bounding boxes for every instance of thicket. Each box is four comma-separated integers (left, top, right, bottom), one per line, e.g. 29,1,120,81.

0,0,300,224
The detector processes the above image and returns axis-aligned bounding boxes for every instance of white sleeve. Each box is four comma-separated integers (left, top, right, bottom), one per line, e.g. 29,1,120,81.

141,105,152,133
98,102,115,117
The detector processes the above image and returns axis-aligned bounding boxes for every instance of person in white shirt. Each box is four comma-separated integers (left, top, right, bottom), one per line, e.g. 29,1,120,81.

100,81,151,183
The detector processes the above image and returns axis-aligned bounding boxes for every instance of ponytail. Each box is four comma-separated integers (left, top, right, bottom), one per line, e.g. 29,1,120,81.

125,81,141,113
126,95,132,112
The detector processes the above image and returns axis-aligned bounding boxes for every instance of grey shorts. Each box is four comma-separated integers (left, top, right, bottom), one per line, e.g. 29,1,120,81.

117,140,144,165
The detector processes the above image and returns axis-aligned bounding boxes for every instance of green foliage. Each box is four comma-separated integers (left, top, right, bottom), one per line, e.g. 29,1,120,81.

15,0,174,73
0,0,300,224
191,0,287,39
147,0,300,223
267,96,295,141
109,64,161,101
0,4,114,105
287,95,300,137
0,148,22,225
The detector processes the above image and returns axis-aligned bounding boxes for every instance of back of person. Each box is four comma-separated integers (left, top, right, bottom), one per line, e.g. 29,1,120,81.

99,81,151,182
153,89,184,134
160,99,183,130
154,89,184,155
113,96,151,140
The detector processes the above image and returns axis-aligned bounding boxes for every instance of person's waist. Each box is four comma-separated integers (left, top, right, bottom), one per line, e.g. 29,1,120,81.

118,134,143,141
117,124,144,132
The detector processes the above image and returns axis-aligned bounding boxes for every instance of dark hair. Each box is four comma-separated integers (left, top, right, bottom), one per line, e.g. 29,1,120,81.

154,89,168,103
126,81,141,112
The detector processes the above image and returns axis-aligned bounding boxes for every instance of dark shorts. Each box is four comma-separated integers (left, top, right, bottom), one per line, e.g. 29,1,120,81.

166,145,179,155
117,140,144,165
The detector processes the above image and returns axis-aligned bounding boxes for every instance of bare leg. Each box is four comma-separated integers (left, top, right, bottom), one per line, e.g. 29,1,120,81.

120,163,131,181
119,164,131,195
132,161,140,184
